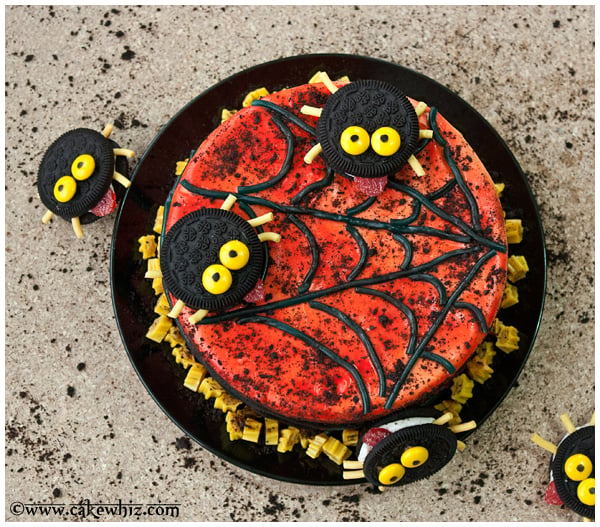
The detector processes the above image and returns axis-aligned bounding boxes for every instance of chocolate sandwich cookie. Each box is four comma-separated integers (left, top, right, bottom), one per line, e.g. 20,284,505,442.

160,208,265,312
317,79,420,178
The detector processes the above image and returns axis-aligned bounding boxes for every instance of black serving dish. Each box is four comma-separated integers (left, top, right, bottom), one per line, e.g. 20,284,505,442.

110,54,546,485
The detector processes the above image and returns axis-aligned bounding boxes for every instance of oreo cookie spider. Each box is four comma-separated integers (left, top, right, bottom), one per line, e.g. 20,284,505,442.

156,194,281,324
531,411,595,520
37,124,134,238
342,409,477,489
301,74,433,196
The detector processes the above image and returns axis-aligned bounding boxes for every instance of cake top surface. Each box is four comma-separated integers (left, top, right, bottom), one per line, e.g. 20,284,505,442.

160,80,507,427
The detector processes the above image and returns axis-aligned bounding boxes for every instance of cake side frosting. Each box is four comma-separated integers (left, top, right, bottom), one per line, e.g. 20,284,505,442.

160,81,507,427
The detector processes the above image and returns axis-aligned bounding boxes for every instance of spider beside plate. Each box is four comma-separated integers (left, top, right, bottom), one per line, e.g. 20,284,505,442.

110,54,546,485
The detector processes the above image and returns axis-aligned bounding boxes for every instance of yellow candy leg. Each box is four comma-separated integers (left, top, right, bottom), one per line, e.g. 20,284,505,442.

168,299,186,319
407,155,425,177
300,105,323,118
42,210,54,224
113,170,131,188
530,432,557,455
304,143,323,164
449,421,477,434
71,217,84,239
101,123,113,138
113,147,135,158
188,309,209,324
560,413,577,434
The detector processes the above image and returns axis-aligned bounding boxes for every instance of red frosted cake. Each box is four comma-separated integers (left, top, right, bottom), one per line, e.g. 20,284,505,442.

156,76,508,430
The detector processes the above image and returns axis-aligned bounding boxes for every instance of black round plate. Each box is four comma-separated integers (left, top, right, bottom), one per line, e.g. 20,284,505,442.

110,54,546,485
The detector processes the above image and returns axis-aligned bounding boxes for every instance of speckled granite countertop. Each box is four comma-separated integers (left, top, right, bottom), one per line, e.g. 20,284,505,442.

5,5,595,522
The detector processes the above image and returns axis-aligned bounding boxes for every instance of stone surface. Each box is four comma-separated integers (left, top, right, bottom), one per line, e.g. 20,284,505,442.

5,5,594,522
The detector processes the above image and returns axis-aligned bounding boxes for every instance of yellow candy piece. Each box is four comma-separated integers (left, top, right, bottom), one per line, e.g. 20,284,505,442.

242,418,263,443
214,393,243,413
220,240,250,270
371,127,401,157
242,87,269,107
145,258,162,279
450,373,474,404
264,418,279,446
299,430,311,449
221,108,236,123
53,175,77,203
164,326,185,348
577,478,595,506
277,427,300,453
198,377,224,400
466,341,496,384
401,446,429,468
491,318,505,336
153,293,170,316
145,315,172,343
495,324,520,354
476,341,496,362
183,364,208,392
501,283,519,309
175,159,188,176
202,264,232,295
172,345,200,370
565,454,593,481
138,235,158,260
225,411,244,441
505,219,524,244
494,182,505,197
322,436,351,465
434,399,463,426
308,71,325,84
342,429,359,447
151,277,164,296
306,433,329,459
466,356,494,384
507,255,529,283
378,463,405,485
71,154,95,181
308,71,350,85
340,126,369,156
153,206,164,234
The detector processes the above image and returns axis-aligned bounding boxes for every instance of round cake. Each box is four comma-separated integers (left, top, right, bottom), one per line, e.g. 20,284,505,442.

158,78,508,428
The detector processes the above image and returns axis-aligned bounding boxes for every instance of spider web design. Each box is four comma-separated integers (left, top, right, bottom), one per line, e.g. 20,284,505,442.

177,102,506,415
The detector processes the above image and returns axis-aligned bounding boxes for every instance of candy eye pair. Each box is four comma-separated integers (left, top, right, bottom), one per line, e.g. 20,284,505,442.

564,453,595,506
378,445,429,485
53,154,96,202
340,126,401,157
202,240,250,295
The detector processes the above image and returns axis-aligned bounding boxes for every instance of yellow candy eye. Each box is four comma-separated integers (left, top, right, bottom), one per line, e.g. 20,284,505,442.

371,127,401,157
401,445,429,468
564,453,593,481
53,175,77,203
577,478,595,506
202,264,232,295
71,154,96,181
219,240,250,270
340,126,370,156
378,463,405,485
